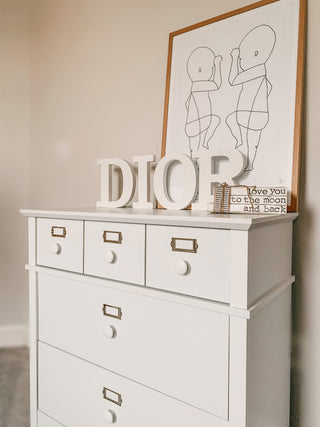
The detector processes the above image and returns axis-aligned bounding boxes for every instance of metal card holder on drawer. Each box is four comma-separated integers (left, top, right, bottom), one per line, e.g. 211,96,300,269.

102,304,122,320
170,237,198,254
51,226,67,238
102,387,123,406
103,231,123,244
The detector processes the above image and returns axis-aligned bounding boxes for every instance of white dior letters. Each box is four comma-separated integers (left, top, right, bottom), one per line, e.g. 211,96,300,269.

132,154,156,209
192,148,244,211
97,150,245,210
153,153,198,210
96,158,135,208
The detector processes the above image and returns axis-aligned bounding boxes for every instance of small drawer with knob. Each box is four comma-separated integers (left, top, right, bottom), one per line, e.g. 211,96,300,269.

146,225,231,303
84,221,145,285
36,218,84,273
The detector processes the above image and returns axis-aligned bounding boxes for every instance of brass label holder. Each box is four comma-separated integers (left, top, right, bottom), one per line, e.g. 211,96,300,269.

170,237,198,253
51,226,67,238
102,304,122,320
103,231,123,244
102,387,123,406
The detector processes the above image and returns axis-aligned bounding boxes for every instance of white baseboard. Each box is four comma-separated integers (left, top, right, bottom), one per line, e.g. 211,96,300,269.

0,324,29,348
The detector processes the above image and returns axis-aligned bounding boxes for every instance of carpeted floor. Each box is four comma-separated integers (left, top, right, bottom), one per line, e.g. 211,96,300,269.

0,347,29,427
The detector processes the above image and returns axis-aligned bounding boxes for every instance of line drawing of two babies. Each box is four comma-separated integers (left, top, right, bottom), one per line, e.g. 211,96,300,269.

184,25,276,172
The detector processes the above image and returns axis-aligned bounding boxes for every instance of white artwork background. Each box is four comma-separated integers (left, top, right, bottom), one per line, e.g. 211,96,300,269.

165,0,300,203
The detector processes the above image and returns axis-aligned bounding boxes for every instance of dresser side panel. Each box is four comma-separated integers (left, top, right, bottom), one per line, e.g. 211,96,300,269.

29,270,38,427
246,287,291,427
248,221,293,306
230,230,249,309
28,217,36,266
229,316,247,427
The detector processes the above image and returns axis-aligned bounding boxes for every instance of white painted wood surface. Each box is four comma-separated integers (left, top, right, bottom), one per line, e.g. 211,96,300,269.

230,229,249,308
21,208,298,231
229,316,247,427
97,158,136,208
37,218,83,273
153,153,198,209
38,273,229,418
84,221,145,286
38,342,227,427
132,154,156,209
146,225,230,302
28,216,38,427
28,217,36,266
22,208,297,427
28,266,252,319
246,287,292,427
29,272,38,427
38,411,62,427
247,221,293,306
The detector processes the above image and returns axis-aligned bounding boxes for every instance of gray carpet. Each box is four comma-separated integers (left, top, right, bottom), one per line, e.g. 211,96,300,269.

0,347,29,427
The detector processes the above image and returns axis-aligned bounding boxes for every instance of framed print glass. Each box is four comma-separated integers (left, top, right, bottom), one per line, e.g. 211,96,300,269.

161,0,305,211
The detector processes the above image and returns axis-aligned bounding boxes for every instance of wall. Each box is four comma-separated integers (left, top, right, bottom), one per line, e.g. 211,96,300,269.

1,0,317,425
291,1,319,425
28,0,254,208
0,0,30,346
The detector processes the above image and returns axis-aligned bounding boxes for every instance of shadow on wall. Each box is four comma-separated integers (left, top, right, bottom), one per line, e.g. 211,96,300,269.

290,8,308,424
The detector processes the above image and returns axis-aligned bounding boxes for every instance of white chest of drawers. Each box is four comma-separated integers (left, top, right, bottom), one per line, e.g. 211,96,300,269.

21,208,297,427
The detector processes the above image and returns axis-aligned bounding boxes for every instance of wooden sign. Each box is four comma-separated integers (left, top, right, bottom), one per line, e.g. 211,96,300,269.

208,185,287,214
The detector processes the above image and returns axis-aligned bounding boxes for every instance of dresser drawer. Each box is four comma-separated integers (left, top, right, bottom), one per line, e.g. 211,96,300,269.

38,274,229,419
37,219,83,273
38,342,225,427
146,225,230,302
38,411,62,427
84,221,145,285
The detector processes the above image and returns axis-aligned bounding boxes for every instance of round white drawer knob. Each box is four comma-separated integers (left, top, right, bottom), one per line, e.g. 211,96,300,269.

104,409,116,424
104,325,116,339
51,243,62,255
174,260,189,275
105,250,116,264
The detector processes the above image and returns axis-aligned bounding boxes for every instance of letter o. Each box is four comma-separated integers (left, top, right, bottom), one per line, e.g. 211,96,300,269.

153,153,197,210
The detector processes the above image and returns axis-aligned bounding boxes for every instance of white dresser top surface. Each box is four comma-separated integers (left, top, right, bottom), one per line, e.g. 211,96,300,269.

20,207,298,230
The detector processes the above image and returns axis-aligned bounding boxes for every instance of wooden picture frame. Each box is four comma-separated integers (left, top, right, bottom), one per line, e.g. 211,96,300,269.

161,0,305,211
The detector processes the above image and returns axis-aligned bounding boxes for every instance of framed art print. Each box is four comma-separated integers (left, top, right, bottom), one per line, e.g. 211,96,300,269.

161,0,305,211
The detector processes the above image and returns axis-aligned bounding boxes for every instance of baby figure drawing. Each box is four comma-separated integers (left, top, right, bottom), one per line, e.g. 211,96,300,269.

185,47,223,158
226,25,276,171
